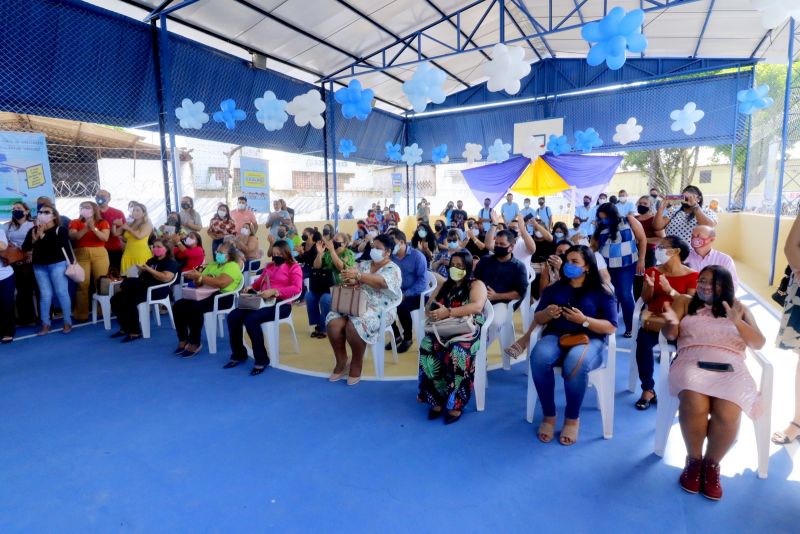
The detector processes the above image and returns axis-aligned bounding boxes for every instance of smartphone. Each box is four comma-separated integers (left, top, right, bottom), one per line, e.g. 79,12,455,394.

665,194,684,201
697,361,734,372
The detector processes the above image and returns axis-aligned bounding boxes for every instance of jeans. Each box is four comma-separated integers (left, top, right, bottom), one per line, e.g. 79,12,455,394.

212,238,223,254
305,290,332,333
0,275,15,338
609,263,636,332
529,334,604,419
635,327,660,391
33,261,72,327
392,294,421,342
227,305,290,366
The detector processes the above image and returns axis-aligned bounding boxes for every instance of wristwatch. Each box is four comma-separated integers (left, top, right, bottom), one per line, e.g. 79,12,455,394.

669,289,678,298
581,319,590,328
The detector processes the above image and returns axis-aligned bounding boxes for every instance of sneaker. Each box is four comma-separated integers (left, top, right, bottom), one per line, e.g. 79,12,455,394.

397,339,413,353
679,456,702,494
701,459,723,501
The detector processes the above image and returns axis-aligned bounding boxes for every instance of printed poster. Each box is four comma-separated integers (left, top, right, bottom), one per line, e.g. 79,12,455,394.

0,131,55,219
239,156,270,214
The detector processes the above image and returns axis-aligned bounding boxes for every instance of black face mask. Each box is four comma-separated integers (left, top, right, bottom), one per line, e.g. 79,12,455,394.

583,201,590,207
272,256,286,266
181,202,191,210
681,202,691,211
637,205,650,215
277,231,286,239
573,222,580,229
494,245,510,258
302,234,308,242
650,193,658,198
435,224,444,232
333,241,343,249
12,209,25,220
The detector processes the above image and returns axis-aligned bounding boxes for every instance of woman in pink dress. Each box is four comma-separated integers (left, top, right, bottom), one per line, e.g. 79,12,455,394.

661,265,765,501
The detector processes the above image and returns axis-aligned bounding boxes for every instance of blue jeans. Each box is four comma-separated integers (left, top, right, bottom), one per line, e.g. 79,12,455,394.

33,261,72,327
305,290,331,333
529,334,604,419
609,263,636,332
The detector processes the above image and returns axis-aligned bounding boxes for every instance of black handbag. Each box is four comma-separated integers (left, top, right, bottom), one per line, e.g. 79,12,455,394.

772,265,792,306
309,268,335,294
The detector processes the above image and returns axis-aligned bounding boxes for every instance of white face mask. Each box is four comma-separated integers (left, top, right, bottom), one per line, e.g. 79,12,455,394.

553,231,564,240
618,196,627,203
79,208,93,219
217,210,227,218
240,228,251,236
126,216,135,224
237,203,246,210
655,248,670,265
370,248,385,262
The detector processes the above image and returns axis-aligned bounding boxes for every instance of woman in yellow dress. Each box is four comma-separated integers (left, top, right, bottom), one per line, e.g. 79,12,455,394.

114,202,154,273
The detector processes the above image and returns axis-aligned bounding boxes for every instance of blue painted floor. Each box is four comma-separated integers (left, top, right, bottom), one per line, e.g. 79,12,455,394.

1,320,798,533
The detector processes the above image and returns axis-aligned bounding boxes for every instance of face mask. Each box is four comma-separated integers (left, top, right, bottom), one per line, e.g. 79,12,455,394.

449,267,467,281
583,201,591,207
272,256,286,266
36,213,53,224
168,218,179,226
237,203,246,210
534,231,543,238
524,201,530,207
215,252,227,264
553,231,564,240
573,222,580,229
12,209,24,219
435,224,444,232
494,245,509,258
390,243,400,255
95,196,106,205
368,230,377,238
538,201,545,207
370,248,386,262
563,262,585,279
691,237,709,248
655,248,671,265
618,196,627,203
599,198,607,204
217,210,227,218
184,237,196,246
597,218,608,227
181,202,191,210
637,205,650,215
277,231,286,239
333,241,343,250
152,246,166,257
80,208,93,219
241,228,251,236
651,193,658,199
417,229,428,238
447,241,459,250
126,216,135,224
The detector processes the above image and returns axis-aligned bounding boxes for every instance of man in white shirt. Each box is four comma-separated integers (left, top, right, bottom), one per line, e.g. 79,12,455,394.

685,225,738,288
574,195,595,236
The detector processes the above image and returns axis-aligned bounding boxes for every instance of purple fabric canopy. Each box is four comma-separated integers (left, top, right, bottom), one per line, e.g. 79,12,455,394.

460,156,531,207
541,154,623,188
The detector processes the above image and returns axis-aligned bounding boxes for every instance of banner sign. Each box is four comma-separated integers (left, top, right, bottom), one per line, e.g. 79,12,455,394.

239,156,270,214
0,131,55,219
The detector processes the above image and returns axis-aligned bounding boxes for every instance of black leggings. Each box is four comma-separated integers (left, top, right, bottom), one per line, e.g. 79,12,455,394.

173,294,234,345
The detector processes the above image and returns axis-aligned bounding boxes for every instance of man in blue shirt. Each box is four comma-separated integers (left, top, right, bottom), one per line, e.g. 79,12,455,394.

615,189,634,217
390,230,429,353
535,197,552,229
478,197,494,233
574,195,595,236
520,198,535,219
343,206,354,219
500,193,520,224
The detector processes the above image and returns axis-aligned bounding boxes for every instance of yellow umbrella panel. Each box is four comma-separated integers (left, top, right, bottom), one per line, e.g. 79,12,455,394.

510,157,571,197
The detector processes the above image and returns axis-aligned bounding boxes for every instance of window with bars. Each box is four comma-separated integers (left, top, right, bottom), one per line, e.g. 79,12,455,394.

292,171,353,191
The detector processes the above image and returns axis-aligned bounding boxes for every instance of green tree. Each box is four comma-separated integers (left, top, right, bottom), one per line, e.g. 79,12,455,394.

622,147,700,193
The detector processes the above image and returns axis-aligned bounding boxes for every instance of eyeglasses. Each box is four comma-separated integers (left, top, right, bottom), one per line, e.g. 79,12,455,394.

39,210,53,215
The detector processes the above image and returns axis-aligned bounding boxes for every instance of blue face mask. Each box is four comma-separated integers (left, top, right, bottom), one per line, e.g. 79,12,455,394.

597,218,609,227
215,252,227,264
563,263,585,279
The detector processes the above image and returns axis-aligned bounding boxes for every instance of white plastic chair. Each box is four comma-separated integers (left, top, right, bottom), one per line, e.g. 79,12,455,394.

490,265,535,371
519,264,536,333
627,297,647,393
410,271,438,347
653,333,773,479
473,300,496,412
92,279,122,330
249,292,301,366
242,255,263,288
202,276,245,354
136,274,178,338
525,325,617,439
369,309,400,379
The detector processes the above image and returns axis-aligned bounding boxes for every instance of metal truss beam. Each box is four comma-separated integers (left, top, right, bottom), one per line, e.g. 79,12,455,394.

692,0,715,58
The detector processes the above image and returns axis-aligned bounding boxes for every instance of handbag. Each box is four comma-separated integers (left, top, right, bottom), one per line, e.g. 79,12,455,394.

772,265,792,306
558,333,590,380
0,244,25,266
237,293,274,310
641,310,667,333
309,267,335,295
62,246,85,283
424,315,478,346
181,286,218,301
330,285,366,316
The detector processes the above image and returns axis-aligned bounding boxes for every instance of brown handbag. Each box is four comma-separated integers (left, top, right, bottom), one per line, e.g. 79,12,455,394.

558,333,591,380
641,310,667,333
0,244,24,265
330,285,367,316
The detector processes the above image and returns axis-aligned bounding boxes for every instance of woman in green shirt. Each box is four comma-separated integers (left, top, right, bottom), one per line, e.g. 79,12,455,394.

307,232,355,338
173,242,244,357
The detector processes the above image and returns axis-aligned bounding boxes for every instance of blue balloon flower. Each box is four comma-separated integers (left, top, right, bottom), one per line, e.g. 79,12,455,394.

431,144,449,164
212,99,247,130
738,84,774,115
334,79,374,121
546,134,571,156
487,139,511,163
338,139,357,158
401,144,423,166
385,142,402,161
581,7,648,70
573,128,603,153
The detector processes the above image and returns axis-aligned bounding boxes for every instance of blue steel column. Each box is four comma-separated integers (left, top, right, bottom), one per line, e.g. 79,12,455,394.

726,68,741,210
770,17,795,285
328,82,339,231
321,84,330,220
158,15,182,212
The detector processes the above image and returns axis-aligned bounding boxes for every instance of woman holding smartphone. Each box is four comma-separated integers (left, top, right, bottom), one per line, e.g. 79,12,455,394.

661,265,765,501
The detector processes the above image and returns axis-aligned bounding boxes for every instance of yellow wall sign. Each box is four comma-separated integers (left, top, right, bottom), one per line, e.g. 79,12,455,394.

243,170,266,188
25,164,46,188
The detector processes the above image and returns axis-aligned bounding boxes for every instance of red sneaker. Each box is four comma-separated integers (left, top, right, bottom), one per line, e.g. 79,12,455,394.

679,456,702,494
701,459,723,501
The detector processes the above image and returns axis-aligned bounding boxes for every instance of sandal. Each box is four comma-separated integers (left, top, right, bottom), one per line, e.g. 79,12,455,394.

635,390,657,410
559,420,580,446
623,331,632,338
504,342,525,360
537,420,555,443
771,421,800,445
